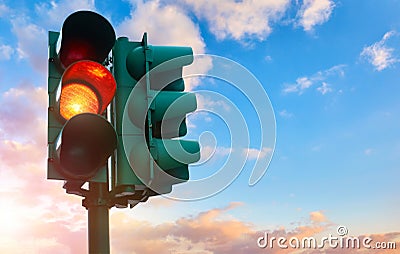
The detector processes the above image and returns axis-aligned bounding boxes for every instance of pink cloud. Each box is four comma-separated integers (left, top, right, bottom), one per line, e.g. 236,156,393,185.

109,204,400,254
0,84,46,142
0,84,88,253
109,203,335,254
310,210,328,223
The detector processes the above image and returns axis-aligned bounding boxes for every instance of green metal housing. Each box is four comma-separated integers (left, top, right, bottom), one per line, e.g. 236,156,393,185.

112,37,144,192
113,34,200,196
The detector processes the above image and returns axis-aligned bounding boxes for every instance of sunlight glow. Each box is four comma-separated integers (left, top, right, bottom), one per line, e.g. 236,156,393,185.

0,199,24,236
59,83,99,120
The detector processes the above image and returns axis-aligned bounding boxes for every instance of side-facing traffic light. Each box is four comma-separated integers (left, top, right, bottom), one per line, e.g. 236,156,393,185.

113,34,200,196
47,11,117,184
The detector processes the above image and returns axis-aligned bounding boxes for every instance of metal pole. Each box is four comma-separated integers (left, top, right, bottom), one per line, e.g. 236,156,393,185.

87,182,110,254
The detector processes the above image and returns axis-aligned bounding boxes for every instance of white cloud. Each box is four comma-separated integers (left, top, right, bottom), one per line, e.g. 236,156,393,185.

297,76,313,90
297,0,335,31
0,44,14,60
243,147,272,160
264,55,273,62
34,0,96,28
279,109,293,118
182,0,289,42
200,145,215,160
317,82,333,95
0,3,10,18
283,64,345,95
11,17,47,72
200,145,231,159
196,94,231,112
361,30,398,71
118,0,210,90
195,145,232,166
119,0,205,54
0,85,47,142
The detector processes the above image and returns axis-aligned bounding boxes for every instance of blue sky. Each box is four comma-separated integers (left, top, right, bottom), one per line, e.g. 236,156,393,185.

0,0,400,253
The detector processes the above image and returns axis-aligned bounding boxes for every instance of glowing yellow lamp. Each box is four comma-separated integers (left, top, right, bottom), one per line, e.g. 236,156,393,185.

59,60,116,120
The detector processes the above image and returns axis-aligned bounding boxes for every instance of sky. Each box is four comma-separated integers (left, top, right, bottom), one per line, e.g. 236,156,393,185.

0,0,400,253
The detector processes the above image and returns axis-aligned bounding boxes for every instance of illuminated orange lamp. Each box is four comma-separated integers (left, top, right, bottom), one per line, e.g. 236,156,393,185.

59,60,116,120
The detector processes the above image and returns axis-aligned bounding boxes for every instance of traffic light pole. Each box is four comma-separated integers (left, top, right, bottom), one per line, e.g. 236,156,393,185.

84,182,110,254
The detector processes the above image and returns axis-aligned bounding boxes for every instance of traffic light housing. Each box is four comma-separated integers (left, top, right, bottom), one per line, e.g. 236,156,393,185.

48,11,200,205
113,34,200,197
47,11,117,185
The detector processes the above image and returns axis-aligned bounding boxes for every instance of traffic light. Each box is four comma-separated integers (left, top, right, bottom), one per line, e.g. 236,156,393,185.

47,11,117,186
113,34,200,197
47,10,201,253
48,10,200,203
